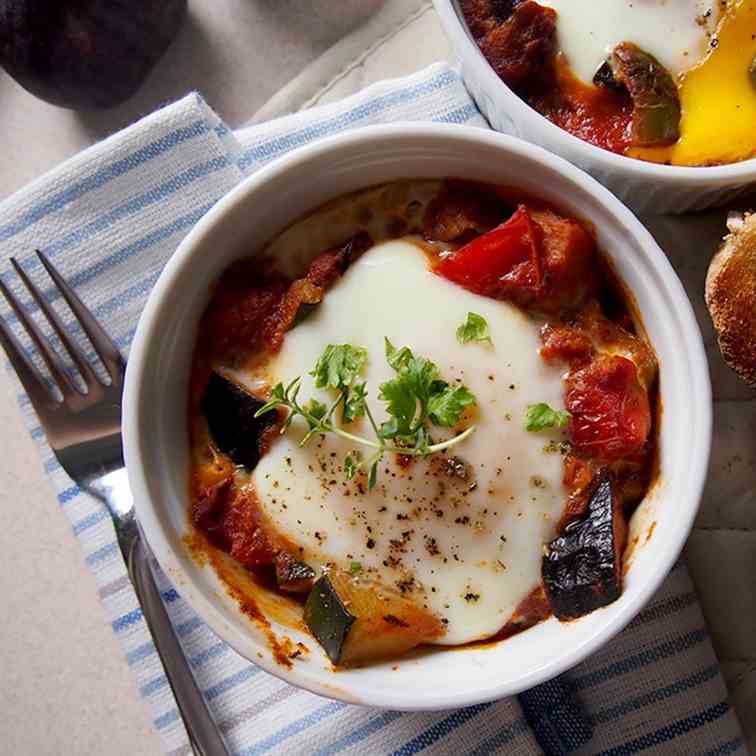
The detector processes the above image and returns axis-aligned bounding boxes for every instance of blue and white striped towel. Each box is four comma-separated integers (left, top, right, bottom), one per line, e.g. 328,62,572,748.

0,63,746,756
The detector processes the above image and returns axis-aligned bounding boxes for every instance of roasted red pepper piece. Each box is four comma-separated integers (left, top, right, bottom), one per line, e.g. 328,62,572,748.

202,263,289,357
435,205,543,298
566,355,650,462
269,232,373,350
435,205,597,312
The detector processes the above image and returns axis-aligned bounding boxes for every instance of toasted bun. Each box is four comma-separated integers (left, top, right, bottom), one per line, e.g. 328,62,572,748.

706,212,756,389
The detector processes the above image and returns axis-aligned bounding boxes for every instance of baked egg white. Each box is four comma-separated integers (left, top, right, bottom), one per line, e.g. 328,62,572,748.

538,0,721,84
241,239,568,645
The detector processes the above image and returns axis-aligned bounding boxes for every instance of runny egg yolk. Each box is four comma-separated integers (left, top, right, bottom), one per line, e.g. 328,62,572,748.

631,0,756,166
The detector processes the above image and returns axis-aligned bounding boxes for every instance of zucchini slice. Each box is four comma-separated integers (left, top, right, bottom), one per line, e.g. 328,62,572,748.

304,570,445,666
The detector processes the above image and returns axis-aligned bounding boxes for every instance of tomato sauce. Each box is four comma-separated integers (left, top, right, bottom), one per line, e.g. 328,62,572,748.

187,178,658,658
430,191,657,627
531,67,633,155
462,1,634,156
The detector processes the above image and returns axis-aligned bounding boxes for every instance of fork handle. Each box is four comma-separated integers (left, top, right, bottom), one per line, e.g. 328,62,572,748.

128,534,231,756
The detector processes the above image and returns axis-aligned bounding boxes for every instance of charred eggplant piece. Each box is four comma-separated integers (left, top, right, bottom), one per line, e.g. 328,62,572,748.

491,0,522,22
201,371,278,470
607,43,681,146
274,552,316,594
592,60,623,92
542,471,627,620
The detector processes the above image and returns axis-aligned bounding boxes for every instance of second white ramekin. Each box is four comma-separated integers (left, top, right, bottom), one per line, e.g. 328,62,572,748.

433,0,756,214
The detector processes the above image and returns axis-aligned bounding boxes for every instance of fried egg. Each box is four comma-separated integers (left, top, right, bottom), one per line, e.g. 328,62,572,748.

538,0,756,166
632,0,756,165
538,0,721,84
243,239,568,645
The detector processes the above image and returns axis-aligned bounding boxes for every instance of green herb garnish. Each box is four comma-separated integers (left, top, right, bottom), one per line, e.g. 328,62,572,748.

255,340,476,490
379,338,476,438
525,403,571,432
456,312,492,346
310,344,367,391
349,561,362,574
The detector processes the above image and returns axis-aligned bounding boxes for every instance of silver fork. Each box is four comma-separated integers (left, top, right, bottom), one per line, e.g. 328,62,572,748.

0,251,230,756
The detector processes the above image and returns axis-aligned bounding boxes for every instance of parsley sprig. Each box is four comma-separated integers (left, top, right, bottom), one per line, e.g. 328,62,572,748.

456,312,492,346
255,341,476,489
525,402,571,432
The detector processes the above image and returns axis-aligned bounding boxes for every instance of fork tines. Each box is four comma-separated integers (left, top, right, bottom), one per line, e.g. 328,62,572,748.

0,251,124,411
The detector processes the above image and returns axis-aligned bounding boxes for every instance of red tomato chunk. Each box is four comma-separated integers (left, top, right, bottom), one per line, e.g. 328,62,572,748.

566,355,651,462
540,323,594,365
435,205,543,298
435,204,597,313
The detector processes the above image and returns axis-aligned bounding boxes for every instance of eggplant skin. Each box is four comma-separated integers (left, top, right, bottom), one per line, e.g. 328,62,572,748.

490,0,523,22
592,60,624,92
542,472,624,620
274,553,316,594
0,0,186,109
201,371,278,472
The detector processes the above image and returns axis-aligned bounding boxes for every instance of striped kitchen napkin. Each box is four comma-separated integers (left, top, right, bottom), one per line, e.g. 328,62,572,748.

0,62,746,755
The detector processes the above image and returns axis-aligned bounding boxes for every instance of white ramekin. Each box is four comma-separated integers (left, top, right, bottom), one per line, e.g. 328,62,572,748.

123,124,711,710
433,0,756,214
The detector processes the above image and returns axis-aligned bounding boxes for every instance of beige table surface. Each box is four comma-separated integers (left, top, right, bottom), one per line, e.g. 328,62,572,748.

2,1,755,754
